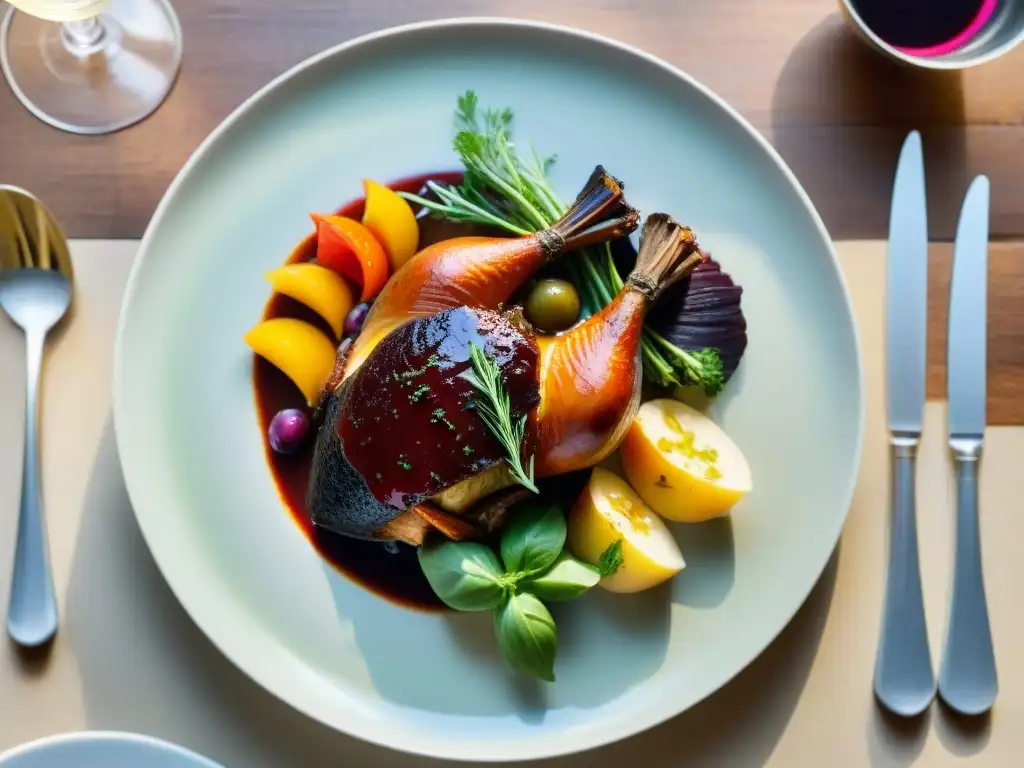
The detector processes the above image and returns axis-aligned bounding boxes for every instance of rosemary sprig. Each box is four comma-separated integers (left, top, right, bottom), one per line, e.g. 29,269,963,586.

460,343,539,494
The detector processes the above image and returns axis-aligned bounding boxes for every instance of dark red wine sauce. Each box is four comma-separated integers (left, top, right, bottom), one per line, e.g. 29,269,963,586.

253,172,466,612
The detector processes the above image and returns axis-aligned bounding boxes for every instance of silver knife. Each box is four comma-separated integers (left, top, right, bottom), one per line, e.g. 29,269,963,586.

874,130,935,717
939,175,997,715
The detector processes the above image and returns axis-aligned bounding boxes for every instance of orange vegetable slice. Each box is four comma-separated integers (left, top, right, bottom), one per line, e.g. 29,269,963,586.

244,317,337,406
310,213,389,301
265,262,354,339
362,179,420,271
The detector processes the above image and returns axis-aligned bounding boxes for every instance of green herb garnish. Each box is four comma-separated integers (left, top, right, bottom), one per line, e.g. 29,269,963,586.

462,444,474,456
459,343,538,493
418,502,601,682
397,364,428,382
397,456,412,471
431,407,456,431
399,91,725,397
418,539,509,611
409,384,431,403
500,503,564,576
598,539,624,578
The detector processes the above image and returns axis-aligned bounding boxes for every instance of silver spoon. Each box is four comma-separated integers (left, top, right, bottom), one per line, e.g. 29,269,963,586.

0,186,73,647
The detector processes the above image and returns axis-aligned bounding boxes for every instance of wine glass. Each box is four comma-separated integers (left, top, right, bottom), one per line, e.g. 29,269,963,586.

0,0,182,134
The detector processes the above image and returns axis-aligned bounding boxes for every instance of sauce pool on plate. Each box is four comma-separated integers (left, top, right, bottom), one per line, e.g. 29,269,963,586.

253,172,466,612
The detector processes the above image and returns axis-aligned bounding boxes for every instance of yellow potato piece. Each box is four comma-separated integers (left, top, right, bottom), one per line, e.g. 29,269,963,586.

620,399,752,523
567,467,685,594
265,263,354,339
244,318,336,406
362,179,419,271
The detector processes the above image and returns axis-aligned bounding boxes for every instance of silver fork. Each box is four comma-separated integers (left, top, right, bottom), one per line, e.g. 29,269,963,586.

0,186,74,647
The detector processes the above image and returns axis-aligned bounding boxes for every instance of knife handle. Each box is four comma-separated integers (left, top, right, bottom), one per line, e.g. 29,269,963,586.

939,440,997,715
874,437,935,716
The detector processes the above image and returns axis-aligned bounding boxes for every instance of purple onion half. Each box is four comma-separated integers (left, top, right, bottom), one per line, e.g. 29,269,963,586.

612,238,748,382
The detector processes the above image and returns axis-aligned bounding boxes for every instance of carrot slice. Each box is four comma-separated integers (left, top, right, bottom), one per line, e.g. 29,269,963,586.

311,214,362,285
310,213,389,301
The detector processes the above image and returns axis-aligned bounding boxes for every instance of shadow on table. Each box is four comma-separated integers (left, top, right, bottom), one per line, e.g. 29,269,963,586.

935,703,992,757
769,13,969,242
866,702,992,766
64,416,837,767
867,706,931,768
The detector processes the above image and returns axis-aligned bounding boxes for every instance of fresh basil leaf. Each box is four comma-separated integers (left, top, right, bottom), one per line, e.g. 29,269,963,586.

598,539,624,578
523,552,600,602
500,503,566,576
418,538,506,611
494,593,557,682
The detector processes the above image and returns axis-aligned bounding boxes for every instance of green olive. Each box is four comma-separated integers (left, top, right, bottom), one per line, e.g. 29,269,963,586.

524,278,581,333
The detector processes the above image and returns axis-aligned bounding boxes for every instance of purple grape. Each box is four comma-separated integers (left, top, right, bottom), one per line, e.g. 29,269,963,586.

344,302,371,338
269,408,310,454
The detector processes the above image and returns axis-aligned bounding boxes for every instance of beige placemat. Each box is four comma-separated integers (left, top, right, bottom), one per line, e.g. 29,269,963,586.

0,240,1019,767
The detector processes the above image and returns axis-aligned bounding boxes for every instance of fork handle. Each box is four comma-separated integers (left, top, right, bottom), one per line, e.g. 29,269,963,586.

6,328,57,647
874,437,935,716
939,440,997,715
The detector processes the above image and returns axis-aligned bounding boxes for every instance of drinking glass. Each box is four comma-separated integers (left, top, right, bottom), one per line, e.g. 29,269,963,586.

1,0,182,134
838,0,1024,69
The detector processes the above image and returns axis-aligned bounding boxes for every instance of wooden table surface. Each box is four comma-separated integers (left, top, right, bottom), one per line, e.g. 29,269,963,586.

2,0,1023,420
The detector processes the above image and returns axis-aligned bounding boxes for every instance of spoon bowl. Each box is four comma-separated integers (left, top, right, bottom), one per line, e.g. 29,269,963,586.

0,185,73,647
0,270,71,332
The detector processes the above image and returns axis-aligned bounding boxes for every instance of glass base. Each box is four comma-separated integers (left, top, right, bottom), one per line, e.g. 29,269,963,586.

0,0,183,135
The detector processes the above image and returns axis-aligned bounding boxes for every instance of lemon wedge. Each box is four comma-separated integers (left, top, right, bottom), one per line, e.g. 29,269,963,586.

620,399,752,523
567,467,685,593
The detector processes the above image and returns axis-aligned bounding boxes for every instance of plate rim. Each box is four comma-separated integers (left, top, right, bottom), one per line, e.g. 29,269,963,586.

0,731,222,766
113,15,866,762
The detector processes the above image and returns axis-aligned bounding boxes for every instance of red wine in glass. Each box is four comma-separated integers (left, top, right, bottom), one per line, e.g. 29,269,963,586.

849,0,997,55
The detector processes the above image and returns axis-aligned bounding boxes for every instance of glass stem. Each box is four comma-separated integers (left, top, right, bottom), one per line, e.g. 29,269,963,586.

60,16,107,56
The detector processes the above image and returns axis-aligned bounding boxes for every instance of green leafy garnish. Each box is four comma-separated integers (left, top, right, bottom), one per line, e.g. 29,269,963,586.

417,502,603,682
598,539,624,578
431,408,456,431
417,539,510,611
398,91,725,396
525,552,601,602
460,342,538,493
500,503,565,577
495,593,557,682
409,383,431,403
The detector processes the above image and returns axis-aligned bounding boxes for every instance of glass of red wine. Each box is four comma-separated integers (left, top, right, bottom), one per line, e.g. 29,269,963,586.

839,0,1024,68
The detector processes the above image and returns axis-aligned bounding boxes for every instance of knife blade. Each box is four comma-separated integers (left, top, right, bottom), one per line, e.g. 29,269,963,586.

947,176,989,440
886,131,928,436
874,130,935,717
939,175,997,715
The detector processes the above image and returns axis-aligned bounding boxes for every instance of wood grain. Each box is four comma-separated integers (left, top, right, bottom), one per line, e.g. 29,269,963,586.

926,242,1024,425
1,1,1024,240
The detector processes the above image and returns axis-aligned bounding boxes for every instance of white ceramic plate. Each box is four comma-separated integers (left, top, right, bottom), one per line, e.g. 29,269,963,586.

114,18,863,763
0,732,221,767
